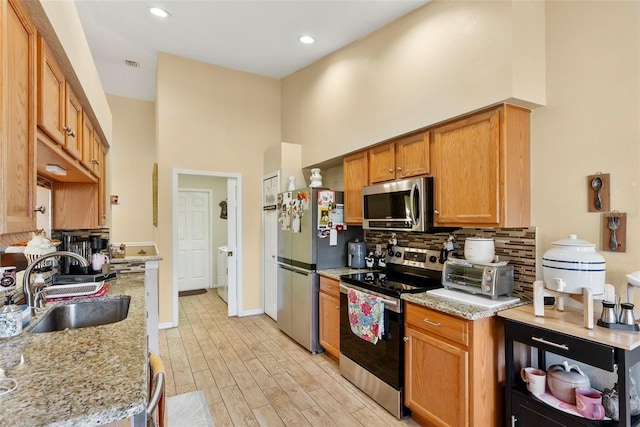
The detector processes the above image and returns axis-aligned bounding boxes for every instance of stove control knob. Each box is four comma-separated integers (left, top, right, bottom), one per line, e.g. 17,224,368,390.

484,275,493,282
429,255,437,263
395,251,402,257
484,285,492,292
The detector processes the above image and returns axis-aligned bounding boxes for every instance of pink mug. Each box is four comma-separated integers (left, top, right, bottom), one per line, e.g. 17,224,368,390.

575,388,605,420
91,253,109,272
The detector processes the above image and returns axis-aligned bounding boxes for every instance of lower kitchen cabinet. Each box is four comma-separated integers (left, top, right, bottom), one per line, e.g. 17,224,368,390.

319,275,340,361
404,302,503,426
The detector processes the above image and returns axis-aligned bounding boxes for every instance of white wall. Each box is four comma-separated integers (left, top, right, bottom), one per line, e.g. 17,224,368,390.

156,53,281,322
281,0,546,167
106,95,156,243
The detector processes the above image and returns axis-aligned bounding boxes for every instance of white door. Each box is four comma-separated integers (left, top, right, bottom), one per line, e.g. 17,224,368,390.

177,190,211,292
263,174,279,320
226,179,238,316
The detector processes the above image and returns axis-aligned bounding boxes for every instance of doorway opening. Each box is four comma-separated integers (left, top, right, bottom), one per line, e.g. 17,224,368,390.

172,169,242,324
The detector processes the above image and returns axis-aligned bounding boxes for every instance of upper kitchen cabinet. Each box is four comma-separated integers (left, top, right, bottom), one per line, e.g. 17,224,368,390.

0,0,37,235
369,132,430,183
64,83,83,161
37,36,85,163
431,105,530,228
37,36,66,144
81,111,94,172
343,150,369,225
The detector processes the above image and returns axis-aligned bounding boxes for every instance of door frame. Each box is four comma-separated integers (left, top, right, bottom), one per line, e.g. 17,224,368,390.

262,171,279,319
177,188,214,291
172,168,243,324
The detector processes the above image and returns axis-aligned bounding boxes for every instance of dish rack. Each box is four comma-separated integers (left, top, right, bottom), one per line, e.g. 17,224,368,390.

44,281,104,299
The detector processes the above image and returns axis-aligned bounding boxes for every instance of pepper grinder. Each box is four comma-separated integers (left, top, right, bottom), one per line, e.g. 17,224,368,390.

600,301,618,324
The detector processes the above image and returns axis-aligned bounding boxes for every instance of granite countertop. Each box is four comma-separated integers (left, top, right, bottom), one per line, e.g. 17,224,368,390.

110,254,162,264
0,274,147,426
317,267,373,280
403,292,527,320
318,268,527,320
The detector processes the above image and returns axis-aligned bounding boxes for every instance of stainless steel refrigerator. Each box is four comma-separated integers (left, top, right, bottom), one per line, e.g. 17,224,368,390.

277,188,362,353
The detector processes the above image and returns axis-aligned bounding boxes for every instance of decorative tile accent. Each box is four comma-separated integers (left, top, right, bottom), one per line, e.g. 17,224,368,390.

365,227,537,299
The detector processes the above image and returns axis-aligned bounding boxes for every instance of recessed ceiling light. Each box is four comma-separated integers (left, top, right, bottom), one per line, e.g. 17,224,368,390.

299,35,315,44
149,7,170,18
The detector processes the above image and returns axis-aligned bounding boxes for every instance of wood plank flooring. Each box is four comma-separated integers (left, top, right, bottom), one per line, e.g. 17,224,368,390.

159,289,421,426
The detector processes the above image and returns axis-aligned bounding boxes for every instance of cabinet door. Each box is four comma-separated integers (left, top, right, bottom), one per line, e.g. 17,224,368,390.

319,277,340,359
431,109,500,227
64,83,83,161
0,0,37,235
81,112,94,171
52,182,98,229
396,132,430,179
96,139,106,227
405,326,469,427
369,142,396,183
37,36,66,145
343,151,368,224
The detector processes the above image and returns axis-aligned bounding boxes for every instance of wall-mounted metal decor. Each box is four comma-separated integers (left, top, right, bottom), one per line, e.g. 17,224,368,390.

603,211,626,252
587,172,610,212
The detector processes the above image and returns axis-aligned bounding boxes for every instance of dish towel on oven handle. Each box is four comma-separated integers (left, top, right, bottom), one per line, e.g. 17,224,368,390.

347,287,385,344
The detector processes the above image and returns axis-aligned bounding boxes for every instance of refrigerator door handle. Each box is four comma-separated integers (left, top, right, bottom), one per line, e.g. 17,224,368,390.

278,263,310,276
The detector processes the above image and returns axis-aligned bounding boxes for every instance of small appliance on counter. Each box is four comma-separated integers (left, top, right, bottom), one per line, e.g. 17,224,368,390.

442,258,514,299
347,238,366,269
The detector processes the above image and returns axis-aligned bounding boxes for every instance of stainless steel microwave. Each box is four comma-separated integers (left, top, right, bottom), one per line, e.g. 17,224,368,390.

362,176,433,232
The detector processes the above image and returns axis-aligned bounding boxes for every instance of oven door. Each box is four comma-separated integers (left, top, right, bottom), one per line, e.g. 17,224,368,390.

339,284,403,390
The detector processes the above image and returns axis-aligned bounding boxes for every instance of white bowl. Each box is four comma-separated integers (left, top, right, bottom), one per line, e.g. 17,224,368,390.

628,271,640,287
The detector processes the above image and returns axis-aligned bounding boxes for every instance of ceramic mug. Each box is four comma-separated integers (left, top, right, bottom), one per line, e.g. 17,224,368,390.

575,388,605,420
521,367,546,395
91,253,109,272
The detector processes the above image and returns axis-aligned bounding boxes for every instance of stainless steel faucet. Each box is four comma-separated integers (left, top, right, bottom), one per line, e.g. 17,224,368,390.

23,251,90,315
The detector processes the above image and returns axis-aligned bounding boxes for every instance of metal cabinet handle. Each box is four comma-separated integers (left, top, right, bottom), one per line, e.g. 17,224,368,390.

63,125,71,132
531,336,569,351
388,168,394,173
434,209,440,215
403,337,409,342
423,318,441,326
335,306,339,310
92,159,100,165
34,206,46,214
397,166,402,171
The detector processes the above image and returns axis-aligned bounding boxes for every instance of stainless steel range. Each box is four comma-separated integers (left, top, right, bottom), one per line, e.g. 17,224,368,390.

339,246,444,418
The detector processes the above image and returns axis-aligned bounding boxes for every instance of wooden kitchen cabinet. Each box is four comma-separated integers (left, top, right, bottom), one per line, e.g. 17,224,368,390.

38,37,84,163
404,302,503,427
343,151,369,225
319,276,340,361
52,182,99,229
0,0,37,235
431,105,530,228
369,132,430,183
81,111,94,171
64,82,83,161
37,35,66,146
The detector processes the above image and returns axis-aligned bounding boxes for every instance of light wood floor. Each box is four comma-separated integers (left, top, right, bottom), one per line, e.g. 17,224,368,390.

159,289,421,427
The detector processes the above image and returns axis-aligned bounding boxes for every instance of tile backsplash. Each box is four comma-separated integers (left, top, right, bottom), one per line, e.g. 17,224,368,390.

364,227,536,299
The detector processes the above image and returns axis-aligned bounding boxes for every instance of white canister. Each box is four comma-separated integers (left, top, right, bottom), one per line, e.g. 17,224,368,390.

464,237,495,264
542,234,606,295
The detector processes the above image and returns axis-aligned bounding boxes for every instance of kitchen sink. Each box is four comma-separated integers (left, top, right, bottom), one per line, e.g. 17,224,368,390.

29,296,130,333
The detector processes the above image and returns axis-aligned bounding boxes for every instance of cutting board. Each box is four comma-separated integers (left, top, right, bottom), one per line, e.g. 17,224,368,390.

427,288,520,309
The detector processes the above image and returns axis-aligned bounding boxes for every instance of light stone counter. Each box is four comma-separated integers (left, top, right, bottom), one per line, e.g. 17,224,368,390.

317,267,373,281
403,292,527,320
0,274,147,426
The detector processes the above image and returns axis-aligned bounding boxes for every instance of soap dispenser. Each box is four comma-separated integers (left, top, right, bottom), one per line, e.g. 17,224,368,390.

0,294,22,338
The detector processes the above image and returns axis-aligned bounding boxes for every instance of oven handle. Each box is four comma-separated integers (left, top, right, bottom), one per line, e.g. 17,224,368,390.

339,283,399,307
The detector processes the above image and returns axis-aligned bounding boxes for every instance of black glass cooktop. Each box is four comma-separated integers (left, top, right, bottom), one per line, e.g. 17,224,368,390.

340,271,442,298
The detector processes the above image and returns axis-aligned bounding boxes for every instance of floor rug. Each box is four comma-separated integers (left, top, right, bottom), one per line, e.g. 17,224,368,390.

167,390,214,427
178,289,207,297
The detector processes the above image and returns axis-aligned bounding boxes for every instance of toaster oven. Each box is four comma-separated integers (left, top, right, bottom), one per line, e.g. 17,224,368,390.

442,259,514,299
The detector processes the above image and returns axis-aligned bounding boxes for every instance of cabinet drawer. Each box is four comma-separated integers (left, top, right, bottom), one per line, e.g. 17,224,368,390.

505,319,615,371
406,303,469,347
319,276,339,298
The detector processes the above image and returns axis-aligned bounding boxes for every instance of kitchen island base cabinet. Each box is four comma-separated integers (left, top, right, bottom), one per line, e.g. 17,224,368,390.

404,302,503,427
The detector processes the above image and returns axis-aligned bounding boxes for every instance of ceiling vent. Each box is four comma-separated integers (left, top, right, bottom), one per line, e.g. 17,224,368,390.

124,59,140,68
